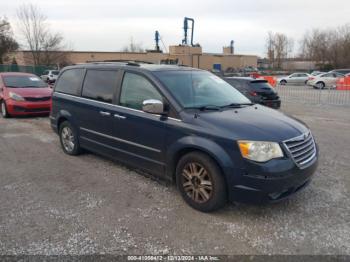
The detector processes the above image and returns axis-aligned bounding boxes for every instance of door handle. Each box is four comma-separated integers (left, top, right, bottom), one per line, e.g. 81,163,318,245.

100,111,111,116
114,114,126,119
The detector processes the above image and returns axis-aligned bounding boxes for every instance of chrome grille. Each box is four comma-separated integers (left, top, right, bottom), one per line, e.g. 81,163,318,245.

284,131,316,168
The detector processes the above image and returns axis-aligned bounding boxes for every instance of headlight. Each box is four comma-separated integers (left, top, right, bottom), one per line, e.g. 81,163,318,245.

9,92,25,101
238,140,283,162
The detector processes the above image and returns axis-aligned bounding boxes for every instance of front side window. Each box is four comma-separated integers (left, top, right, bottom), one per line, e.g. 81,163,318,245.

154,70,250,108
120,72,163,110
55,69,85,95
3,75,47,88
82,70,118,103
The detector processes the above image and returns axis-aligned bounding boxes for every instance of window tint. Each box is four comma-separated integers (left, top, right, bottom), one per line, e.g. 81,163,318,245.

120,72,162,110
82,70,118,103
225,79,245,92
55,69,85,95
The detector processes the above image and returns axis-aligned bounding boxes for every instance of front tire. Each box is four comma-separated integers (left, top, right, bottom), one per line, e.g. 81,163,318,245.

59,121,81,155
1,101,10,118
315,82,325,89
176,152,227,212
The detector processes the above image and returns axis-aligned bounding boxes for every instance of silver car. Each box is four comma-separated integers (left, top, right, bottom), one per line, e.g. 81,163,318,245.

40,70,60,83
279,73,311,85
307,72,344,89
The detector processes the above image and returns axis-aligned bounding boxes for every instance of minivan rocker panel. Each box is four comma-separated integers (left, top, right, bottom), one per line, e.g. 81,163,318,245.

51,64,318,212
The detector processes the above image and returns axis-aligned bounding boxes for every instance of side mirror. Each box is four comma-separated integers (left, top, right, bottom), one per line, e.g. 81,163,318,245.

142,99,164,115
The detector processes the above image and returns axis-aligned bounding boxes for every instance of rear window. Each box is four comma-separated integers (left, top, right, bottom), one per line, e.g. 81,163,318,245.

82,70,119,103
335,69,350,75
52,71,59,75
3,75,47,88
55,69,85,95
249,81,273,91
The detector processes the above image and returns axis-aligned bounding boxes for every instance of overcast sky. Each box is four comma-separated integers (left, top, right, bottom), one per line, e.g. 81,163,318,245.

1,0,350,57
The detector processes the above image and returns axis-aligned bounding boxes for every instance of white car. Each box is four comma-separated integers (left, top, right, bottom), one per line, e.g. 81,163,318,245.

40,70,60,83
279,73,311,85
307,72,344,89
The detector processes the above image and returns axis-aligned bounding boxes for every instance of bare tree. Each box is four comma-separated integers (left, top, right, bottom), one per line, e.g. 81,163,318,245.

0,17,19,64
122,37,144,52
300,24,350,69
16,3,68,66
266,31,275,68
266,32,294,69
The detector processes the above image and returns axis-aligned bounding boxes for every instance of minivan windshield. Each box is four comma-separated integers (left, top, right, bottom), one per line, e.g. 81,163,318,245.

3,75,47,88
154,70,251,109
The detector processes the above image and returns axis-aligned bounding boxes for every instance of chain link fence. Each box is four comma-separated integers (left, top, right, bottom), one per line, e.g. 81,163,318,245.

0,64,56,76
275,85,350,106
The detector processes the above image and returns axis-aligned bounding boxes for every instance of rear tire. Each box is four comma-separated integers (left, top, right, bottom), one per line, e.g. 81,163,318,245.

1,101,10,118
59,121,81,155
176,152,227,212
280,80,287,85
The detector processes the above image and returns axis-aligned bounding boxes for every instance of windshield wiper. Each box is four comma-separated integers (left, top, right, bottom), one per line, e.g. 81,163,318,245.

221,103,254,108
184,105,221,111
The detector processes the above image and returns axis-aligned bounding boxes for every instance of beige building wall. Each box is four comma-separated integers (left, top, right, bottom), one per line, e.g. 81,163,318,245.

9,45,258,71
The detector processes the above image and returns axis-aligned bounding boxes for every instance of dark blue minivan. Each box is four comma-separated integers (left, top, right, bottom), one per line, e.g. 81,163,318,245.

50,63,318,212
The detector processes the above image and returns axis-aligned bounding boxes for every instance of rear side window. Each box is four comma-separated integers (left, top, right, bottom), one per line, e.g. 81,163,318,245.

120,72,162,110
82,70,119,103
55,69,85,95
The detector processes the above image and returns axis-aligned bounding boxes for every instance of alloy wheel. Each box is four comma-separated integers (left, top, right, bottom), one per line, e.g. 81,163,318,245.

61,126,75,152
181,162,213,203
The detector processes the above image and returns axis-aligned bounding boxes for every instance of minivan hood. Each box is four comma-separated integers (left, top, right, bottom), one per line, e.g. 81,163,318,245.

7,87,52,97
190,105,308,142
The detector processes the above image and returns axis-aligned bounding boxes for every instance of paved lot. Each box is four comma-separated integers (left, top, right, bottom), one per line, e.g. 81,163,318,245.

0,101,349,255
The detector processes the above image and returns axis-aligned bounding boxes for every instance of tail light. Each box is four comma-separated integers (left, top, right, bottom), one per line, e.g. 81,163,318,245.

308,77,315,80
249,91,257,96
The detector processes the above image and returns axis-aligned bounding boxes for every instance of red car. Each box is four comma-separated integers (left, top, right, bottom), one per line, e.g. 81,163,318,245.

0,72,53,117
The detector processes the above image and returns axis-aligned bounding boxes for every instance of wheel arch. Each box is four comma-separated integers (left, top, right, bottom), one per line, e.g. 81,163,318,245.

166,136,234,186
56,110,75,131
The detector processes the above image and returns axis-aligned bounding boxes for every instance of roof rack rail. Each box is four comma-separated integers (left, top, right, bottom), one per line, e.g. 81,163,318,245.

103,60,154,65
126,62,140,67
84,60,154,67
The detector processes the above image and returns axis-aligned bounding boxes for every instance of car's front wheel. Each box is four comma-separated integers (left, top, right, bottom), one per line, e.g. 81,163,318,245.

176,152,227,212
59,121,81,155
315,82,325,89
1,101,10,118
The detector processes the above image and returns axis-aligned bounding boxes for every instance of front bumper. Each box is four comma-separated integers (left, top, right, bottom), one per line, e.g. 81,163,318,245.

227,155,318,204
6,99,51,115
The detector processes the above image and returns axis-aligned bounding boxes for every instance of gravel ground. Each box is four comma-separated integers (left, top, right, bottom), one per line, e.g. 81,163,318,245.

0,100,349,256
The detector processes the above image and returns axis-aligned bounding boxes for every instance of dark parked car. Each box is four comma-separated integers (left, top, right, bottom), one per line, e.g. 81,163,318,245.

224,77,281,109
50,63,318,212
